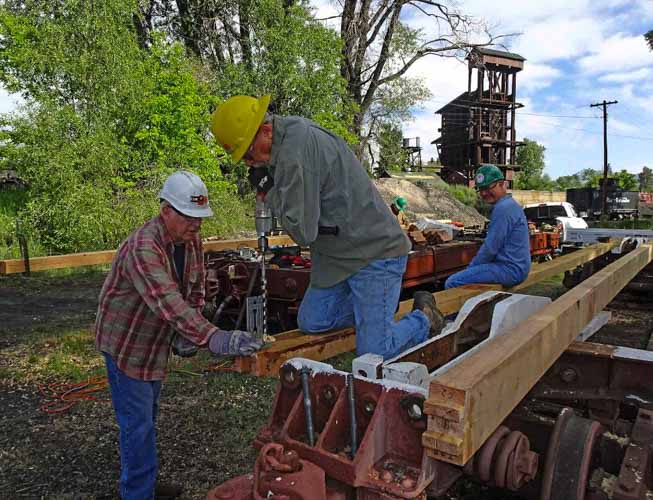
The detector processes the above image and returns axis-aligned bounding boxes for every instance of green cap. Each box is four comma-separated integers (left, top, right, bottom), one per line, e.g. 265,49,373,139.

393,196,407,211
474,164,504,189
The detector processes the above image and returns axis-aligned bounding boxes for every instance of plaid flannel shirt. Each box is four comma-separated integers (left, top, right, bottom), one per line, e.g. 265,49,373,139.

95,215,217,380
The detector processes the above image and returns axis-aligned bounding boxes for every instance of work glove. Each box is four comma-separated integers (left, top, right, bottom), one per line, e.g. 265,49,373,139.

171,332,200,358
208,329,264,357
248,166,274,195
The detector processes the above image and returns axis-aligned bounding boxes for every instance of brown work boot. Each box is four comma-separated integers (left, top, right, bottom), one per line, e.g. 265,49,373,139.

155,482,183,500
412,291,444,337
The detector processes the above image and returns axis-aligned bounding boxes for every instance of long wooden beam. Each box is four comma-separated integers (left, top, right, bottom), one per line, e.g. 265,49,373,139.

241,241,620,376
422,243,653,466
248,284,502,376
511,240,618,291
0,235,296,275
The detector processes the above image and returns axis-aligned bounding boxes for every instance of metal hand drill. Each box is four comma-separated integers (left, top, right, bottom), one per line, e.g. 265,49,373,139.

254,193,272,340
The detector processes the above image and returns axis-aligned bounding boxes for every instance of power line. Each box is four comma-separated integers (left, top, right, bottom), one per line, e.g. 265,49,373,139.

432,99,601,119
435,109,653,141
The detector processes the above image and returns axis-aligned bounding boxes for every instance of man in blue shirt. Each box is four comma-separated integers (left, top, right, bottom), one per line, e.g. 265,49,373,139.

445,164,531,289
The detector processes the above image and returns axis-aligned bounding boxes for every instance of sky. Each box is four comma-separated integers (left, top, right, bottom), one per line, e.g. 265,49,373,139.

0,1,651,180
311,0,653,179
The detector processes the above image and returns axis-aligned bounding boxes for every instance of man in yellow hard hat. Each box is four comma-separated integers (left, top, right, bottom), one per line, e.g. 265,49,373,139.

211,95,443,359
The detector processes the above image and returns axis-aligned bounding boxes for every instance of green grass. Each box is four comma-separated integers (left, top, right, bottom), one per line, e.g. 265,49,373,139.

442,183,479,208
3,329,105,382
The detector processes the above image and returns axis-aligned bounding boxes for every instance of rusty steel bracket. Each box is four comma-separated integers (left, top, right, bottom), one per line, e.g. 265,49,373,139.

613,409,653,500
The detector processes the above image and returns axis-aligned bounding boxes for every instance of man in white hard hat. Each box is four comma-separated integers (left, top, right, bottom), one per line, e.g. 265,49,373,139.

96,171,263,500
211,96,443,360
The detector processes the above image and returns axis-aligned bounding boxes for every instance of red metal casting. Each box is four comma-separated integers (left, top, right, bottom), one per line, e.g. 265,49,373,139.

463,425,538,491
613,409,653,500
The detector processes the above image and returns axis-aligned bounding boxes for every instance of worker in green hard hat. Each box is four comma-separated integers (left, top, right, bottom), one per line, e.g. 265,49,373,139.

390,196,409,228
445,164,531,289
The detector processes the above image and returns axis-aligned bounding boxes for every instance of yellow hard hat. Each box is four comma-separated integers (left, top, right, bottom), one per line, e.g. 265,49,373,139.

211,95,271,162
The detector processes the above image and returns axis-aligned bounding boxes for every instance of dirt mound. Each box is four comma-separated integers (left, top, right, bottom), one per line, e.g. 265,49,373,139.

374,178,486,228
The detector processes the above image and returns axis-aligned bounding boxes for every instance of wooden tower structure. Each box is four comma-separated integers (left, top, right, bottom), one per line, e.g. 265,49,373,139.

433,48,525,186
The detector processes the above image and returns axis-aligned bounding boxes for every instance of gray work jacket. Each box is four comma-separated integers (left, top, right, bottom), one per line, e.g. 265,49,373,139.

265,116,411,288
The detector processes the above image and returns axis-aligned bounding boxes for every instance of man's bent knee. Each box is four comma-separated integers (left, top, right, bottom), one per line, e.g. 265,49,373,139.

298,309,338,333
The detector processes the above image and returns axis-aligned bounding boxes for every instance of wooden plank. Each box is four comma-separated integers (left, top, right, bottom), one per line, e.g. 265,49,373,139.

422,244,653,466
510,240,618,291
0,235,296,275
235,242,617,377
202,235,295,253
0,249,117,275
249,284,502,377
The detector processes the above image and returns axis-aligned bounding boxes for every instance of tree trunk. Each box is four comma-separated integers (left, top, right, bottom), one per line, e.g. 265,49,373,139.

175,0,202,57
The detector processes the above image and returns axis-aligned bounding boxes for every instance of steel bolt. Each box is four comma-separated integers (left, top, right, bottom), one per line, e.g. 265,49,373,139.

560,367,578,383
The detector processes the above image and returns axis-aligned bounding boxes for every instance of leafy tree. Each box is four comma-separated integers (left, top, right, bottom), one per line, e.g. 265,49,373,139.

0,0,246,253
552,174,583,191
131,0,356,142
337,0,512,147
639,166,653,191
614,169,638,191
375,122,407,173
143,0,510,154
577,168,605,188
514,138,552,190
646,30,653,51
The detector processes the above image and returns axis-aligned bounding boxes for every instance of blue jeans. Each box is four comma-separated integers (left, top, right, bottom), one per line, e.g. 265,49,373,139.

444,262,522,289
298,256,429,359
103,353,161,500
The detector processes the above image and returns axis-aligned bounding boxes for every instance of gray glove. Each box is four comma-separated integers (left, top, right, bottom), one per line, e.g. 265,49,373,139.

171,333,200,358
208,329,264,357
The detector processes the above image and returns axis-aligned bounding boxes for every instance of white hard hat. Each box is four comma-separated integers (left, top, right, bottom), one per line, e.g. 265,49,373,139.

159,171,214,218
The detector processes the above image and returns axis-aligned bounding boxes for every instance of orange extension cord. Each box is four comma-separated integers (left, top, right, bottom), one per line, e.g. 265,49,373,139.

37,363,230,414
39,376,109,414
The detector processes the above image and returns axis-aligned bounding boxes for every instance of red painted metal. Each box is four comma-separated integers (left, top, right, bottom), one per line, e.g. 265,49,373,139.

463,425,537,491
204,234,558,331
613,409,653,500
251,365,446,498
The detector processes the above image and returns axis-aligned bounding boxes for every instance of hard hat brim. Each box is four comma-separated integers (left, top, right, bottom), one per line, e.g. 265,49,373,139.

176,205,214,218
230,95,271,163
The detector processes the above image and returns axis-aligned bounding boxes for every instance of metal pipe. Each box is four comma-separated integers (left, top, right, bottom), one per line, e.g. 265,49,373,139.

212,294,235,324
347,374,358,458
299,368,315,446
235,266,259,330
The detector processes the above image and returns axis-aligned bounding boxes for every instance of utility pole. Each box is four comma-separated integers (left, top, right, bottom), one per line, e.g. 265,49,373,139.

590,99,618,217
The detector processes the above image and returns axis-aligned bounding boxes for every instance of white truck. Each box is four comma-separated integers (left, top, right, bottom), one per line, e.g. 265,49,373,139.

523,202,588,243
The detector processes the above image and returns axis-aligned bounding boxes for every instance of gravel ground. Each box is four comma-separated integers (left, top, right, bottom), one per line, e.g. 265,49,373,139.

373,178,487,228
0,271,277,499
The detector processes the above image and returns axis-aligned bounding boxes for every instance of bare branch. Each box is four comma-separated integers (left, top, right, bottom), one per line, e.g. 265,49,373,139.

315,14,342,21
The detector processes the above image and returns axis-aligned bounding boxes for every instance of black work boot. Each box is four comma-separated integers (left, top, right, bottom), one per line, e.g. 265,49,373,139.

155,482,184,500
412,291,444,337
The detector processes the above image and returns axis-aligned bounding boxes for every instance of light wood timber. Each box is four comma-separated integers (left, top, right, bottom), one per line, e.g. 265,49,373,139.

246,242,618,376
0,235,296,275
422,243,653,466
510,240,618,291
249,284,502,376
